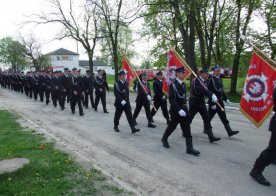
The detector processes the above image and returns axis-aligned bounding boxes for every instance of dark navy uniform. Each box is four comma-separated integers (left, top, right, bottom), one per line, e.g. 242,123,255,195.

32,74,39,101
27,74,33,98
133,73,156,128
38,74,45,102
94,74,109,112
250,87,276,186
161,67,199,155
70,74,84,116
208,66,239,137
44,74,52,105
50,74,59,107
151,76,170,124
58,74,70,110
83,72,94,108
188,69,220,143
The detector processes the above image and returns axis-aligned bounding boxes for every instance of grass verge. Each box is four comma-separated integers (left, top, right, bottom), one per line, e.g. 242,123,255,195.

0,110,131,195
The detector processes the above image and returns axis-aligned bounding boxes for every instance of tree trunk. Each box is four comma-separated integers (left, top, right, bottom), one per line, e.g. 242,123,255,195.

172,0,197,72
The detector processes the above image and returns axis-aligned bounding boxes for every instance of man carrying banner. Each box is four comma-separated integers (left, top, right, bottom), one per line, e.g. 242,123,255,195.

188,68,221,143
113,69,140,134
207,65,239,137
161,67,200,156
250,87,276,186
133,72,156,128
151,71,170,125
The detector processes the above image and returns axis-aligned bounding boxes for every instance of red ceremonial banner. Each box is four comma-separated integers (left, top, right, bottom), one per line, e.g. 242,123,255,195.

240,51,276,127
122,56,136,85
163,49,192,94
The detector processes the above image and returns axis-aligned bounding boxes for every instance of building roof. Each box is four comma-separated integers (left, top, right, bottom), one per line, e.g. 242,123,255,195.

47,48,79,56
79,60,109,67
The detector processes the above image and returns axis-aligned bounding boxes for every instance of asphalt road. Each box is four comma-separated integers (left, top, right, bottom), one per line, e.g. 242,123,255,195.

0,88,275,196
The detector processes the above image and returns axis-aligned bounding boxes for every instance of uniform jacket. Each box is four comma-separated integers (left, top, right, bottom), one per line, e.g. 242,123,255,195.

94,76,109,94
153,79,166,102
190,77,213,106
169,80,188,115
114,80,130,108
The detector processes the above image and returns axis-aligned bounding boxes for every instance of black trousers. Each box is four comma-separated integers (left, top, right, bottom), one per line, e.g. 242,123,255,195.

51,90,59,107
70,95,83,114
188,100,212,130
84,91,95,108
133,99,152,122
29,87,33,98
33,87,39,100
66,89,71,103
45,88,51,104
151,99,169,120
114,104,134,128
59,91,67,109
38,89,44,102
162,112,192,139
24,86,29,96
253,131,276,172
95,92,106,110
208,100,229,125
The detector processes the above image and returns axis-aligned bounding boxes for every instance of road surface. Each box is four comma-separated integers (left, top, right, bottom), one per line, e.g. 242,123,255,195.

0,88,275,196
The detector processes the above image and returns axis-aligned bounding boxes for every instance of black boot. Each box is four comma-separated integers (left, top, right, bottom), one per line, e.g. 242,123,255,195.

224,123,239,137
186,138,200,156
104,109,109,113
206,128,221,143
250,169,271,186
114,126,120,132
148,122,156,128
161,138,170,148
131,126,140,134
273,160,276,165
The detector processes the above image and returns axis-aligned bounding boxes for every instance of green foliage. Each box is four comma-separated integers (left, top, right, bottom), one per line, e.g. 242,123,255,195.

0,37,27,70
0,110,130,195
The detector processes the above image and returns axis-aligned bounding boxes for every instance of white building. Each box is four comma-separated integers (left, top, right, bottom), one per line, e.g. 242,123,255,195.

47,48,113,75
47,48,86,73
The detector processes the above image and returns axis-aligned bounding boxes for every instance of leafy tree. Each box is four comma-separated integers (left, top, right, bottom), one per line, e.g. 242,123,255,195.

0,37,27,71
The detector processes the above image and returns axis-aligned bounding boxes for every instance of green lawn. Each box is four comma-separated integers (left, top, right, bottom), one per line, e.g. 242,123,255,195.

0,110,131,195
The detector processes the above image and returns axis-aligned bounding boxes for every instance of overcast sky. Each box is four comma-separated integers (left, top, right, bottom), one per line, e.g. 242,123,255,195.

0,0,267,66
0,0,154,65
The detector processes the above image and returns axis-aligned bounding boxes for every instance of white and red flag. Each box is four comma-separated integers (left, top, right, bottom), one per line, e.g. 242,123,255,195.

121,56,136,85
162,48,192,94
240,51,276,127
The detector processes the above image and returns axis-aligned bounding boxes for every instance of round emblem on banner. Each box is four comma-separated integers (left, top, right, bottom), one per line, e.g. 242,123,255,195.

165,66,177,85
243,74,268,102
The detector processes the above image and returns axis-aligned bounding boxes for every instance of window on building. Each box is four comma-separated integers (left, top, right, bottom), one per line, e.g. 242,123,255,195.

56,55,73,61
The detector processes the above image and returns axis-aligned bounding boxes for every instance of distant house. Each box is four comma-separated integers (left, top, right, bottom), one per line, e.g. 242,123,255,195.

79,60,114,75
47,48,85,72
46,48,114,74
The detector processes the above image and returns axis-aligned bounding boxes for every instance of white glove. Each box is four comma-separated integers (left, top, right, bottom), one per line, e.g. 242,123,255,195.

121,100,126,106
178,109,186,117
226,99,230,105
211,105,216,110
212,94,218,103
147,95,152,101
162,96,166,100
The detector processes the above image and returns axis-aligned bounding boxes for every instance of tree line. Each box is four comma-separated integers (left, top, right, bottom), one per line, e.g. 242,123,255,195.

0,0,275,95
